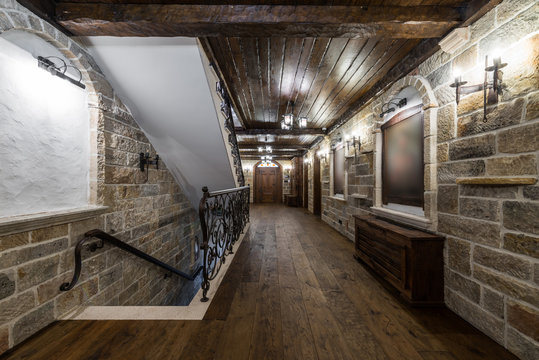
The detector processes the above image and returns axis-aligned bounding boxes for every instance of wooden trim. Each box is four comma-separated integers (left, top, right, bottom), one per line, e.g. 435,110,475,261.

381,104,424,130
313,155,321,216
456,177,538,185
235,128,326,136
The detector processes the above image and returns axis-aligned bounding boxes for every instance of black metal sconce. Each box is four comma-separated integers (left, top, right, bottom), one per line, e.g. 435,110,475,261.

37,56,85,89
379,98,407,118
346,136,361,160
450,54,507,122
139,153,159,172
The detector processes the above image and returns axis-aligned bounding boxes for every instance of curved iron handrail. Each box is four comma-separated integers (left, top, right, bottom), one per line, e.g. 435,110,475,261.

198,185,250,302
60,229,202,291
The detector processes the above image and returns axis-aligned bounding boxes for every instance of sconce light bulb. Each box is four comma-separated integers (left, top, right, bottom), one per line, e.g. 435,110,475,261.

453,67,462,80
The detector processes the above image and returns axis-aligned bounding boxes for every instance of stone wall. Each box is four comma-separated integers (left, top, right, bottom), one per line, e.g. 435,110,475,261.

305,1,538,358
0,1,201,354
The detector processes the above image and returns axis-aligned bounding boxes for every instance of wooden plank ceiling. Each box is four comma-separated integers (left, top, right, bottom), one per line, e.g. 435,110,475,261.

26,0,500,160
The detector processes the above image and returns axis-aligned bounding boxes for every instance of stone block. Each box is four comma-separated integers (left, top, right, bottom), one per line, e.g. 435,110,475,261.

0,291,35,325
437,143,448,163
473,246,532,280
453,45,478,73
105,165,135,184
486,155,537,176
105,148,127,166
434,86,456,106
17,255,59,291
445,289,504,345
449,134,495,160
499,34,539,100
459,197,499,221
447,237,471,275
105,212,124,234
0,238,68,270
0,325,7,354
469,7,495,43
426,62,451,89
473,265,539,308
0,272,15,301
0,232,29,252
526,92,539,121
119,281,139,305
437,160,485,184
457,98,524,137
80,253,106,282
55,277,98,317
507,300,539,342
437,104,455,142
38,262,71,299
503,201,539,234
31,224,68,243
496,0,536,24
70,216,104,247
523,186,539,200
438,214,500,246
503,232,539,258
12,302,54,345
506,327,539,360
482,287,504,319
99,263,122,291
497,122,539,153
459,184,517,198
446,270,480,303
437,185,458,214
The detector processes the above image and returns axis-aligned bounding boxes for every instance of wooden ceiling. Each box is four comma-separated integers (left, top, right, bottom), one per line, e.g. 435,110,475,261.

21,0,501,160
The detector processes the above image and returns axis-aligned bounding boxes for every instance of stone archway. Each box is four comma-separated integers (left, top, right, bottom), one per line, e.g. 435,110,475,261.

371,75,439,230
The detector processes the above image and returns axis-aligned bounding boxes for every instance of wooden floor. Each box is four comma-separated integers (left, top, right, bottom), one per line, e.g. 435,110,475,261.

2,204,518,360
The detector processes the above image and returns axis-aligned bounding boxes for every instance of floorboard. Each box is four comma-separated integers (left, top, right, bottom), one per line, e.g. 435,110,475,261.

0,204,519,360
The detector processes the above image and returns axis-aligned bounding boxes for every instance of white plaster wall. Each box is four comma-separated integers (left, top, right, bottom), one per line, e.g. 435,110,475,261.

82,37,235,207
0,33,89,217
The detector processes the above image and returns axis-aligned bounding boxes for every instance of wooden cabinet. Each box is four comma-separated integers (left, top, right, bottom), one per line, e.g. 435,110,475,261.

354,215,444,306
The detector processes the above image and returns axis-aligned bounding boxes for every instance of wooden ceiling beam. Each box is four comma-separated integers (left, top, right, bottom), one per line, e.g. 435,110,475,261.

55,4,461,38
235,128,326,136
239,145,308,151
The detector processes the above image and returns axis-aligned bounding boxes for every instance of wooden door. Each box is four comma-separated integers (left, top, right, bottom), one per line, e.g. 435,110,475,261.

313,155,321,216
255,167,280,203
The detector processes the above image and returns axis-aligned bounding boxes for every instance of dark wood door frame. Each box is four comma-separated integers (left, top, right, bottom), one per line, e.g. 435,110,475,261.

313,155,321,216
303,162,309,209
253,160,283,203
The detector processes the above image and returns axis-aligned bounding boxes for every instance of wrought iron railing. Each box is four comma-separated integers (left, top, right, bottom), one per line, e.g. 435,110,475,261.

60,229,202,291
217,79,245,186
198,185,250,301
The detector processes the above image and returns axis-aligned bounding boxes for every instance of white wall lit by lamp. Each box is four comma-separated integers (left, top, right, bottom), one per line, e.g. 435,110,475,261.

0,30,89,217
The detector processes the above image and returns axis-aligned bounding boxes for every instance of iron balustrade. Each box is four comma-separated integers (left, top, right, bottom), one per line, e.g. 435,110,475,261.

199,185,250,302
60,229,203,291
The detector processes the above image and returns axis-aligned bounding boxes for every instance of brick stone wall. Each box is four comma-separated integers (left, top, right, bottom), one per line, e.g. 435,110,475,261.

305,1,538,358
0,1,201,354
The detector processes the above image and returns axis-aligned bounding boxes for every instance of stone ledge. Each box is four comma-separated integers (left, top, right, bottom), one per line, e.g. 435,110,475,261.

370,206,432,230
329,195,346,202
0,206,108,236
349,193,368,199
456,177,537,185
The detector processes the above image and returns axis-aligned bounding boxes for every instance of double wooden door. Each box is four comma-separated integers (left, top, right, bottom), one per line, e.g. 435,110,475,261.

255,167,280,203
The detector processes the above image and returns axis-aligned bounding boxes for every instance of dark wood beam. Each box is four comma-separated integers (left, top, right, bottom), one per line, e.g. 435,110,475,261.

328,0,502,134
55,4,461,38
240,151,303,157
235,128,326,136
239,144,308,150
17,0,72,35
241,155,294,161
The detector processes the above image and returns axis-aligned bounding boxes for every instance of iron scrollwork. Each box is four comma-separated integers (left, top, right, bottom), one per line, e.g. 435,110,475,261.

199,185,250,302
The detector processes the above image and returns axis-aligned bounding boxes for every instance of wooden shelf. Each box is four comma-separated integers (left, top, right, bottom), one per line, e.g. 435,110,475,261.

456,177,537,185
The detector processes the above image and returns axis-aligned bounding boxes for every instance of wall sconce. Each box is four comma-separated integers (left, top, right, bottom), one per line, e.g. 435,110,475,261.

243,166,251,175
450,51,507,122
317,150,328,162
379,98,407,118
346,135,361,159
139,152,159,172
37,56,85,89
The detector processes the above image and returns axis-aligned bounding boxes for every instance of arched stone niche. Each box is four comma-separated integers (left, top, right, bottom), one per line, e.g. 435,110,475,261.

0,7,118,212
371,75,439,231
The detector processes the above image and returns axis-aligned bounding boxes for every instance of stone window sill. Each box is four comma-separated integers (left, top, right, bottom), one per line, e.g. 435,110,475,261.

0,206,108,236
329,195,346,202
370,206,431,230
456,177,537,185
349,193,368,199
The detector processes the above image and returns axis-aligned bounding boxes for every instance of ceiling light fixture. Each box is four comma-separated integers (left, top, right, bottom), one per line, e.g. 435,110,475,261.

280,101,308,130
37,56,85,89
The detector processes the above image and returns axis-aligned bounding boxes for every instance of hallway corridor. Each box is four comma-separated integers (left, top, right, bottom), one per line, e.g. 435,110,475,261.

1,204,518,360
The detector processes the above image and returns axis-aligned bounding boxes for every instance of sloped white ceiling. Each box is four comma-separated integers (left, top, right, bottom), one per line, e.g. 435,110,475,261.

82,37,235,207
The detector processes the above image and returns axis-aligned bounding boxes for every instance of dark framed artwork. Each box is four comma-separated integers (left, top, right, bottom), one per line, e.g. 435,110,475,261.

381,104,424,208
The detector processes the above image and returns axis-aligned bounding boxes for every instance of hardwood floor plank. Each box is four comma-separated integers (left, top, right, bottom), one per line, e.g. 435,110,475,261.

0,205,519,360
